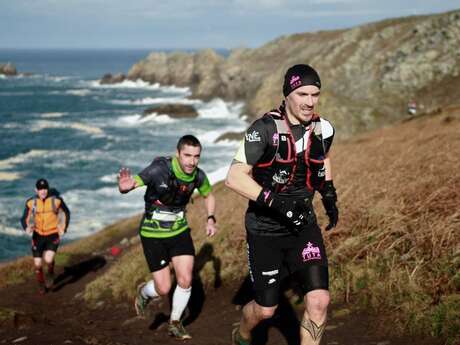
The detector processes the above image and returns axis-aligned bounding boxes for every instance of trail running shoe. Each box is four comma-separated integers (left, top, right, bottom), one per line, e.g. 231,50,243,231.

134,282,151,317
168,320,192,340
45,271,55,290
38,281,48,295
232,326,251,345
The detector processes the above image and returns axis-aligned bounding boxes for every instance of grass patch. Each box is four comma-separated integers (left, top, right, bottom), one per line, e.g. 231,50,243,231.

0,307,16,322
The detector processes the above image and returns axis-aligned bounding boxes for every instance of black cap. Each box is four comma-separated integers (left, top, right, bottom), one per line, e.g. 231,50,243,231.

283,64,321,97
36,178,49,190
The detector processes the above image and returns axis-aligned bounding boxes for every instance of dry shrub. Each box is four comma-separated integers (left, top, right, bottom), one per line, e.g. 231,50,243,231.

325,109,460,341
83,245,147,303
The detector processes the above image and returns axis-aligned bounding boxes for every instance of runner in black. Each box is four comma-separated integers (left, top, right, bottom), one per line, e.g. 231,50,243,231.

118,135,217,340
226,64,339,345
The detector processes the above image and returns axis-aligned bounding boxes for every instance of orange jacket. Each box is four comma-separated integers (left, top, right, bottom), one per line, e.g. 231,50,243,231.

23,197,68,236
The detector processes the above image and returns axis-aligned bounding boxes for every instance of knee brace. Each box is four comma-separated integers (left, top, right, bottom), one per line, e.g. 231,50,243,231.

295,265,329,295
254,285,279,307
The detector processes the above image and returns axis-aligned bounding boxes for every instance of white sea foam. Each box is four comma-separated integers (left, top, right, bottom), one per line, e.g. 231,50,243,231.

0,226,28,237
0,75,6,79
197,130,226,144
28,149,116,170
89,79,160,90
159,85,190,94
61,187,144,239
30,120,105,137
100,174,117,183
119,113,176,125
151,114,176,123
0,150,49,170
0,172,22,181
26,75,73,82
207,166,230,185
45,75,73,82
41,112,68,118
196,99,244,119
89,78,191,94
197,123,247,145
110,97,200,106
118,114,143,125
65,89,91,96
3,123,21,129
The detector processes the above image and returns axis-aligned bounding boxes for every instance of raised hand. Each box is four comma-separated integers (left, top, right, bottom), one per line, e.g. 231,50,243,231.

118,167,136,193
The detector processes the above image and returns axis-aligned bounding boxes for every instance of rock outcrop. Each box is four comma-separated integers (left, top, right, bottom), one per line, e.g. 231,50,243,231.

0,63,17,76
126,10,460,137
100,73,126,84
128,49,224,100
143,104,198,118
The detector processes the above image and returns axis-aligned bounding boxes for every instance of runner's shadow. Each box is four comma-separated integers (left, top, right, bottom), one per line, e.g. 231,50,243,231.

232,275,301,345
183,242,221,326
51,256,106,292
149,312,169,330
148,242,222,330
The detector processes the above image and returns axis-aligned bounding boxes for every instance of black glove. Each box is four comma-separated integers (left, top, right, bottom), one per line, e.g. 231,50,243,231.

319,180,339,231
256,188,311,230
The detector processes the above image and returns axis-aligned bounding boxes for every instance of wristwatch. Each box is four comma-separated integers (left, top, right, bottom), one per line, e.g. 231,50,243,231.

207,215,216,223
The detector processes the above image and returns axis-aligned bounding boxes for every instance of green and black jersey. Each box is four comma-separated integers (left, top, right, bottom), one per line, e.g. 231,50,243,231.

134,156,211,238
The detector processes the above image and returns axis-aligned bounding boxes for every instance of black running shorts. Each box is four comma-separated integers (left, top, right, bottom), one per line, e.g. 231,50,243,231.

31,232,60,257
140,229,195,272
246,223,329,307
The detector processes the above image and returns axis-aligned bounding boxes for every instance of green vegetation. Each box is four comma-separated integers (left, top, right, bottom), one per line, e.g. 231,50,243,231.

0,307,16,322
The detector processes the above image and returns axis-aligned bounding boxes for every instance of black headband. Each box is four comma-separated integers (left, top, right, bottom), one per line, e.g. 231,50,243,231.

283,64,321,97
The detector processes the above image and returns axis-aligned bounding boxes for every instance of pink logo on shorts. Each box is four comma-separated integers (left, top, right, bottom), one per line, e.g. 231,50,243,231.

290,75,302,89
302,242,321,262
272,133,279,146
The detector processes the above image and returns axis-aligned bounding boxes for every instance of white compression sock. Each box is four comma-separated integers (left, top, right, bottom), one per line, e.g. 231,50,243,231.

141,280,159,299
170,285,192,321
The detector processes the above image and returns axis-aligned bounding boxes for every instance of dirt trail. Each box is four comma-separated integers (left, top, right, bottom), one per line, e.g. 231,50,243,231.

0,249,442,345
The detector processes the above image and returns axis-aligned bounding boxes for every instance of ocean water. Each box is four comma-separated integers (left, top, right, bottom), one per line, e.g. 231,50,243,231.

0,49,246,262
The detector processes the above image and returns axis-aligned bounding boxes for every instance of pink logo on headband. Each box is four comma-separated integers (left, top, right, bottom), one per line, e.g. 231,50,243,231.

290,75,302,89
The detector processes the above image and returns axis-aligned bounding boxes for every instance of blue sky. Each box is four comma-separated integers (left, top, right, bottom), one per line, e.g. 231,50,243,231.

1,0,459,49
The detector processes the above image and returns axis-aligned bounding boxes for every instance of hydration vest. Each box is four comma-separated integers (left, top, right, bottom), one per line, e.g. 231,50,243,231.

27,196,61,236
141,157,201,238
149,157,200,212
252,108,334,193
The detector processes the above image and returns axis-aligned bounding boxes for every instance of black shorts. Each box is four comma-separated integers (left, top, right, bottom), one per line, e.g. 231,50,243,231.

32,232,60,257
246,223,329,307
140,229,195,272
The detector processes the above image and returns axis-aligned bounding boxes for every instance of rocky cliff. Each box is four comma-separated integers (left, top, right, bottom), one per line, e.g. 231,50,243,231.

127,10,460,137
